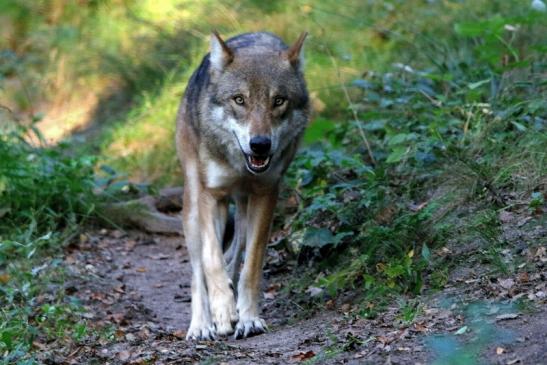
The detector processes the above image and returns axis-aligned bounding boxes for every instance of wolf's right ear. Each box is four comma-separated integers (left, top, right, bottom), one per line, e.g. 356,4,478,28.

285,32,308,70
210,31,233,71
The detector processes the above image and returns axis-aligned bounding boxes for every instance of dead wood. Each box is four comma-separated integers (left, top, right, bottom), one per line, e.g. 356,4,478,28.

100,187,183,235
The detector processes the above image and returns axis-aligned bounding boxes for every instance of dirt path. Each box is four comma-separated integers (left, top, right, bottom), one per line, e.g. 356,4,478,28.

40,226,547,364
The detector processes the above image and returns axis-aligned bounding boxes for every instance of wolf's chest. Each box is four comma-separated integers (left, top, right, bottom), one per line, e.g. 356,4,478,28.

203,159,239,190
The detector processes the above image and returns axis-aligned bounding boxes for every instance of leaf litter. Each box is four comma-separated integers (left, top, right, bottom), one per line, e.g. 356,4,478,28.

35,221,547,364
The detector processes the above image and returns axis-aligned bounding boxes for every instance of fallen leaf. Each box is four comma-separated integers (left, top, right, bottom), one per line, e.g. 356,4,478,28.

499,211,514,223
138,327,151,339
292,351,315,361
496,347,505,355
0,273,10,284
125,333,136,341
375,205,398,225
136,267,147,273
455,326,468,335
409,201,428,212
124,239,137,251
118,350,131,361
517,272,529,283
153,283,165,288
32,341,47,350
414,323,428,333
108,312,126,324
90,292,106,301
264,283,281,299
306,286,323,298
172,330,186,339
498,278,515,290
377,335,393,344
340,303,351,312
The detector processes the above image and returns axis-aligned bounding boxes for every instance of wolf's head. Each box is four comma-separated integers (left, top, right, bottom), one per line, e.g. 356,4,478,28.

205,32,309,175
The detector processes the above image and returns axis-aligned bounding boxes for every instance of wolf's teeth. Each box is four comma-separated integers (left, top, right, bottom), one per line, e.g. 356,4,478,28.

248,156,270,168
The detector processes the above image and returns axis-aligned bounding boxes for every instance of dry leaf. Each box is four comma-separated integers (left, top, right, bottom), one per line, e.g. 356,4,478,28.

377,335,392,344
496,347,505,355
498,278,515,290
136,267,147,273
32,341,47,350
414,323,428,333
409,201,428,212
306,286,323,298
292,351,315,361
499,211,514,223
172,329,186,339
109,312,126,324
118,350,131,361
517,272,529,283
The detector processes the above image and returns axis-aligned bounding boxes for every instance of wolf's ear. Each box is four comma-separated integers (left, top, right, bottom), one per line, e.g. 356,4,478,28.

286,32,308,70
210,31,233,71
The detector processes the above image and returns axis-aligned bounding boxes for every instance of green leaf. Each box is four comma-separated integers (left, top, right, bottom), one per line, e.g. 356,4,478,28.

303,227,335,248
388,133,410,146
1,329,14,349
468,78,491,90
511,121,527,132
422,243,431,263
454,22,485,37
386,147,408,163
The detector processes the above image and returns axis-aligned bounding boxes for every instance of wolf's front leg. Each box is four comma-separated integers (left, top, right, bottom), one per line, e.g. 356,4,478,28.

235,191,278,339
201,193,238,336
182,183,215,340
225,196,248,287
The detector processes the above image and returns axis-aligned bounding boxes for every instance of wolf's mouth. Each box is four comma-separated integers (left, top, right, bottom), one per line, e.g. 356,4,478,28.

245,154,271,174
232,131,272,174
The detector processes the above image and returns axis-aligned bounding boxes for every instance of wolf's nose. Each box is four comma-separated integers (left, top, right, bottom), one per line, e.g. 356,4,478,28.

249,136,271,155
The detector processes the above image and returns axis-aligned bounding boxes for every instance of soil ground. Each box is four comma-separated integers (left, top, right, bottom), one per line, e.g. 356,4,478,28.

36,219,546,365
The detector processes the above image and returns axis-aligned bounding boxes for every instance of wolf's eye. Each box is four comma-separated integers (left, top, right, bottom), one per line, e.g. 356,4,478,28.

233,95,245,105
273,96,286,107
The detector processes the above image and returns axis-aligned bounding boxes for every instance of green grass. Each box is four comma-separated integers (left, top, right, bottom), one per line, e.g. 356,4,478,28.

0,122,99,363
1,0,546,362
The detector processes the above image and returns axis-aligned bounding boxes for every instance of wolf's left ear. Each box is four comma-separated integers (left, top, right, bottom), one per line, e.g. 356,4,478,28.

286,32,308,70
210,31,233,71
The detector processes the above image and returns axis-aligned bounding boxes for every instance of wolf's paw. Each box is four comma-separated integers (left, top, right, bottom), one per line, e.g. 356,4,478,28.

186,323,217,341
209,288,238,336
233,317,268,339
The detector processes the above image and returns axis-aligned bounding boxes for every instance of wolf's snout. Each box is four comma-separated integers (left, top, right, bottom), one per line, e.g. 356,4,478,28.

249,136,271,155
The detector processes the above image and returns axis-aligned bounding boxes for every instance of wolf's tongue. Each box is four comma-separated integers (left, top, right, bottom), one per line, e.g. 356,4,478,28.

250,156,266,166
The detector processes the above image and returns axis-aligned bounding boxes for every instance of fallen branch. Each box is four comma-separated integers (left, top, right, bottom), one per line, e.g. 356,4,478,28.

100,187,183,235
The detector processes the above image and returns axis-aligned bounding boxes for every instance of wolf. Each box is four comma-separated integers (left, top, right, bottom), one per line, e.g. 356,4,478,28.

175,31,309,340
